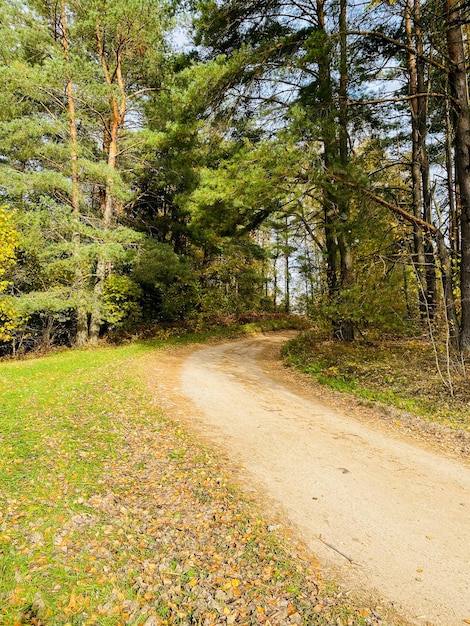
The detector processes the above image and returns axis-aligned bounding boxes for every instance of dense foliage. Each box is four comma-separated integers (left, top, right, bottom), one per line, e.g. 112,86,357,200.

2,0,470,355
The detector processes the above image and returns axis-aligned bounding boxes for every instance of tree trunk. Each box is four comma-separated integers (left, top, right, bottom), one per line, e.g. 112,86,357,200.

336,0,354,341
75,309,89,346
284,218,290,313
415,0,437,320
405,0,437,321
436,230,460,349
60,1,89,346
89,25,127,343
272,252,278,309
445,95,459,259
445,0,470,351
316,0,340,331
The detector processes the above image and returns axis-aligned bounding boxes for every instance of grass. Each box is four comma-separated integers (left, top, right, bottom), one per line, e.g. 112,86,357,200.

282,330,470,431
0,322,390,626
0,342,154,625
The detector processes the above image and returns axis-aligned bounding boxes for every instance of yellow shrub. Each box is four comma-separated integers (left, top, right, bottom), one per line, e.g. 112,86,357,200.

0,207,19,341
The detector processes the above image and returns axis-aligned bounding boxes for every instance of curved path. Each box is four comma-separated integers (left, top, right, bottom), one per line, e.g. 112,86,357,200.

149,333,470,626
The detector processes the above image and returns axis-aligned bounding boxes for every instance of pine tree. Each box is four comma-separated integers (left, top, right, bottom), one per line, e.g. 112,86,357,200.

0,0,176,348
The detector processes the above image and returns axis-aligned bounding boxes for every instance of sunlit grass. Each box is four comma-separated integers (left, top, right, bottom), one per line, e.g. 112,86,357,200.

0,322,400,626
0,341,158,624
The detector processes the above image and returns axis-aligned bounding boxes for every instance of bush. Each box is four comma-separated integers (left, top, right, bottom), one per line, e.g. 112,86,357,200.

102,274,143,330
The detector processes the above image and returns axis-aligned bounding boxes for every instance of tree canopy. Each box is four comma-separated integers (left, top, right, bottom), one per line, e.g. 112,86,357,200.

2,0,470,355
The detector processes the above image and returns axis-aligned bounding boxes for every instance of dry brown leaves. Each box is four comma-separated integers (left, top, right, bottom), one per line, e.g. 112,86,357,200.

55,406,395,626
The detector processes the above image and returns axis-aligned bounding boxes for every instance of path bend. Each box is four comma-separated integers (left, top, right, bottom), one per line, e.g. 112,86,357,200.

147,333,470,626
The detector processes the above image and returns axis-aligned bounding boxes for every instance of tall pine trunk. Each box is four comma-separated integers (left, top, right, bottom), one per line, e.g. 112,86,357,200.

89,25,127,344
60,1,89,346
337,0,354,341
317,0,354,340
445,0,470,351
445,96,459,259
405,0,437,321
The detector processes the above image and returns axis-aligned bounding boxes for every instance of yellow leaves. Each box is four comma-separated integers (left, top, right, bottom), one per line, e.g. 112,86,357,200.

0,206,19,337
115,591,125,602
63,589,91,616
9,586,26,607
0,204,21,338
0,206,17,283
218,577,241,591
0,298,23,342
284,603,297,616
66,589,77,611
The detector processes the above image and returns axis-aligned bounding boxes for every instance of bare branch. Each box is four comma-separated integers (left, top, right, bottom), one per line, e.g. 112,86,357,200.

347,30,448,73
331,175,437,233
347,92,449,106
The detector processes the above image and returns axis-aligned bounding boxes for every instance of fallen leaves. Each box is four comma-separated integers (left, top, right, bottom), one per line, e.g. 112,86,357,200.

1,350,396,626
284,332,470,442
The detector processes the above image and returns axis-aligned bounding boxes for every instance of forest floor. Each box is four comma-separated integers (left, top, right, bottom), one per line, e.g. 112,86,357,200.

282,330,470,436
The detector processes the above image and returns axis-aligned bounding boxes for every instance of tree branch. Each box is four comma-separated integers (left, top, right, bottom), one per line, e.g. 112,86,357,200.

347,30,448,72
331,175,437,233
347,92,449,106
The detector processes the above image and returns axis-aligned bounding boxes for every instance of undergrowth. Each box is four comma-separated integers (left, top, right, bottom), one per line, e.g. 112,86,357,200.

282,330,470,431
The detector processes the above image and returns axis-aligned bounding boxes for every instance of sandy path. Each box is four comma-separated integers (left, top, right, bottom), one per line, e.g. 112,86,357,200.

147,333,470,626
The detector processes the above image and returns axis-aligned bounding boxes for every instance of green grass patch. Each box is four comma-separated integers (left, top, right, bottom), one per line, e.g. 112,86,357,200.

0,341,158,625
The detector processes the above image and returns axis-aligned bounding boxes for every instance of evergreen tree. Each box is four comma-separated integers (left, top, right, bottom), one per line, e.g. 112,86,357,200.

192,0,381,339
0,0,176,348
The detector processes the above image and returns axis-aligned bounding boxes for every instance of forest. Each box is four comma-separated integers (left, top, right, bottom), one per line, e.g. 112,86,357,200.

1,0,470,359
3,4,470,624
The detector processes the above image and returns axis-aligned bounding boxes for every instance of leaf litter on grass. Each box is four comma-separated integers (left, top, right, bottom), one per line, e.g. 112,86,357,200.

0,344,401,626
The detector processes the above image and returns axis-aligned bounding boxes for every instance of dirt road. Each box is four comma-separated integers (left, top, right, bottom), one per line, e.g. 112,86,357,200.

147,333,470,626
